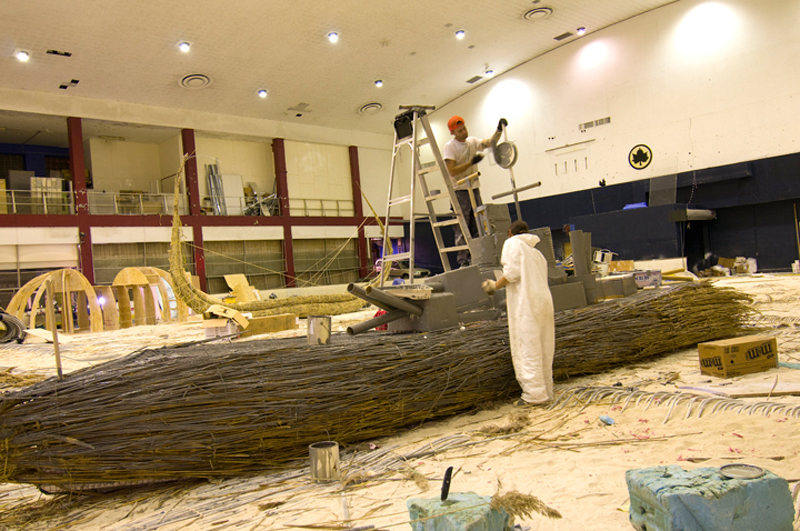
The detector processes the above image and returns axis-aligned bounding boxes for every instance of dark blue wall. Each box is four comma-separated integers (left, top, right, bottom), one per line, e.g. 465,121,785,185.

407,151,800,274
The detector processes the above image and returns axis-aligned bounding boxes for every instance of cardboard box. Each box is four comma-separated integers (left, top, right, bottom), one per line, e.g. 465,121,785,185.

203,318,239,339
698,335,778,378
633,270,662,288
239,313,298,337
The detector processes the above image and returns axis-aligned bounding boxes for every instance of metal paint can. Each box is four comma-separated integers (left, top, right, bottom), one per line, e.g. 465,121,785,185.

307,315,332,345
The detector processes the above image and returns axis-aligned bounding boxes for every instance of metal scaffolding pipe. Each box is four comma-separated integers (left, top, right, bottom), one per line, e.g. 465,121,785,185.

346,283,395,312
346,309,407,335
364,286,423,316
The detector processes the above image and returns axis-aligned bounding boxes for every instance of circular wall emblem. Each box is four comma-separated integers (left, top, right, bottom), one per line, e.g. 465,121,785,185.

628,144,652,170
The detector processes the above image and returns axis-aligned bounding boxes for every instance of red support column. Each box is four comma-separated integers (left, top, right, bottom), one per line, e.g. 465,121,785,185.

182,129,207,292
181,129,202,217
349,146,369,278
67,117,94,284
272,138,296,287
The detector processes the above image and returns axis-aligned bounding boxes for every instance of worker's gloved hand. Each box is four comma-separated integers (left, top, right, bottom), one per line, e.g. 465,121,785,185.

497,118,508,131
481,279,497,295
471,153,484,165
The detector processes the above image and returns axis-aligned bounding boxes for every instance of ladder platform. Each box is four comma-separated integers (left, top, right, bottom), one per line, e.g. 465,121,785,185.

432,218,460,228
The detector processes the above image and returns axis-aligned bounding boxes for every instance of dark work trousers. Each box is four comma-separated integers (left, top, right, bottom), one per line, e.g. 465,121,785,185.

453,188,482,266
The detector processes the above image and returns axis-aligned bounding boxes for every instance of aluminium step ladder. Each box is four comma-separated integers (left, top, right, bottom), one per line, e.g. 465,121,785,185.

379,105,478,286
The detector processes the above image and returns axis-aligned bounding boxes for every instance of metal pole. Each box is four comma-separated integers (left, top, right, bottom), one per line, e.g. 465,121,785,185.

501,125,522,220
794,202,800,262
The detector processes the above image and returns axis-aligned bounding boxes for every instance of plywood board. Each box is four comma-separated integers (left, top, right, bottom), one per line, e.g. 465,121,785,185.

679,382,800,398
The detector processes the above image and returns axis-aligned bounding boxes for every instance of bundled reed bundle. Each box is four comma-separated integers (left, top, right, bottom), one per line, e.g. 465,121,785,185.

0,282,754,490
552,280,755,378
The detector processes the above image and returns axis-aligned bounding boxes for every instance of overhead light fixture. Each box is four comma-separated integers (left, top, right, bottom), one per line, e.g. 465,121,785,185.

455,30,465,39
15,50,30,62
577,27,587,36
258,89,268,98
484,65,494,77
178,41,191,52
374,80,383,87
327,32,339,43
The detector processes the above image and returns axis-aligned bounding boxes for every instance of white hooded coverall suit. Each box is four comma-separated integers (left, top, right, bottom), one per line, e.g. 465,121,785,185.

500,233,556,404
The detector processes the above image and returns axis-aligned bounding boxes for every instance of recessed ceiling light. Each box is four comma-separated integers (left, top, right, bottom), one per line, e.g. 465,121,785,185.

258,89,268,98
374,80,383,87
15,50,30,62
484,65,494,77
455,30,465,39
327,32,339,43
178,41,191,53
577,27,587,36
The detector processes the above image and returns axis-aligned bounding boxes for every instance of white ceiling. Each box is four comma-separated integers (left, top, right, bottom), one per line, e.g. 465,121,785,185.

0,0,678,148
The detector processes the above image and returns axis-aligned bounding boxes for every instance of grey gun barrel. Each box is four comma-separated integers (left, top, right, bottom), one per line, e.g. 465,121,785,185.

364,286,423,316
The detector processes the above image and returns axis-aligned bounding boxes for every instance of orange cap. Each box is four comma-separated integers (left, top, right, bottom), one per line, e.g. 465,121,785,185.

448,115,465,132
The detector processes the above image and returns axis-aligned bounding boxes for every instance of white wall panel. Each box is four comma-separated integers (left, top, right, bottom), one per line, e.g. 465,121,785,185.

88,138,161,193
91,226,192,244
364,225,404,239
291,226,360,240
0,227,79,245
284,141,352,202
203,226,283,241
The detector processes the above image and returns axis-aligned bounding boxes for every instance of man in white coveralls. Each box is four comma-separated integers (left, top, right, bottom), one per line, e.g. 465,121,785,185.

481,220,555,405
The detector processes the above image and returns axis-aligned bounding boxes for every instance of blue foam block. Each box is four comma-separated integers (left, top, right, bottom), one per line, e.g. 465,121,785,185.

407,492,510,531
626,465,793,531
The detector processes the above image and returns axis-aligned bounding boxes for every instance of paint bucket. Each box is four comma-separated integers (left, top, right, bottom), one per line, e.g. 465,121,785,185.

307,315,332,345
309,441,340,481
793,260,800,274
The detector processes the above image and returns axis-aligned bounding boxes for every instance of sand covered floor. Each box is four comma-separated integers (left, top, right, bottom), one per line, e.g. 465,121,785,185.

1,275,799,530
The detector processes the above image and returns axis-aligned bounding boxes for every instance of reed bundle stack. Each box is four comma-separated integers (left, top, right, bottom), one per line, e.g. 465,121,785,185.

0,282,754,490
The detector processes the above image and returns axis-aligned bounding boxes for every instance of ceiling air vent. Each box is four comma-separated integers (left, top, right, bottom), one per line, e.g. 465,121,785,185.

524,7,553,21
554,31,573,41
466,75,483,84
179,73,212,89
359,103,383,114
46,49,72,57
595,117,611,126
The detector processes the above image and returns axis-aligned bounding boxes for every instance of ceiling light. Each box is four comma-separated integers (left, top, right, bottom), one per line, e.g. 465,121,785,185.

258,89,268,98
15,50,30,62
484,65,494,77
455,30,465,39
178,41,191,53
577,27,587,36
327,32,339,43
374,80,383,87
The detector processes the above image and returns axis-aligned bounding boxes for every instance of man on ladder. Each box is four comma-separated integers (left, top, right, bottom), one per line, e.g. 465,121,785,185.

443,115,508,267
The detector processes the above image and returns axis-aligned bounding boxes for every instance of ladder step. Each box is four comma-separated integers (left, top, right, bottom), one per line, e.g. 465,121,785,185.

425,191,450,202
432,218,460,228
418,164,439,175
380,252,410,263
388,195,412,207
417,137,430,146
441,245,470,253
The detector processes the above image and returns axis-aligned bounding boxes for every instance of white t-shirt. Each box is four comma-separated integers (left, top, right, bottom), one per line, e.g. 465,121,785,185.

443,137,482,190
